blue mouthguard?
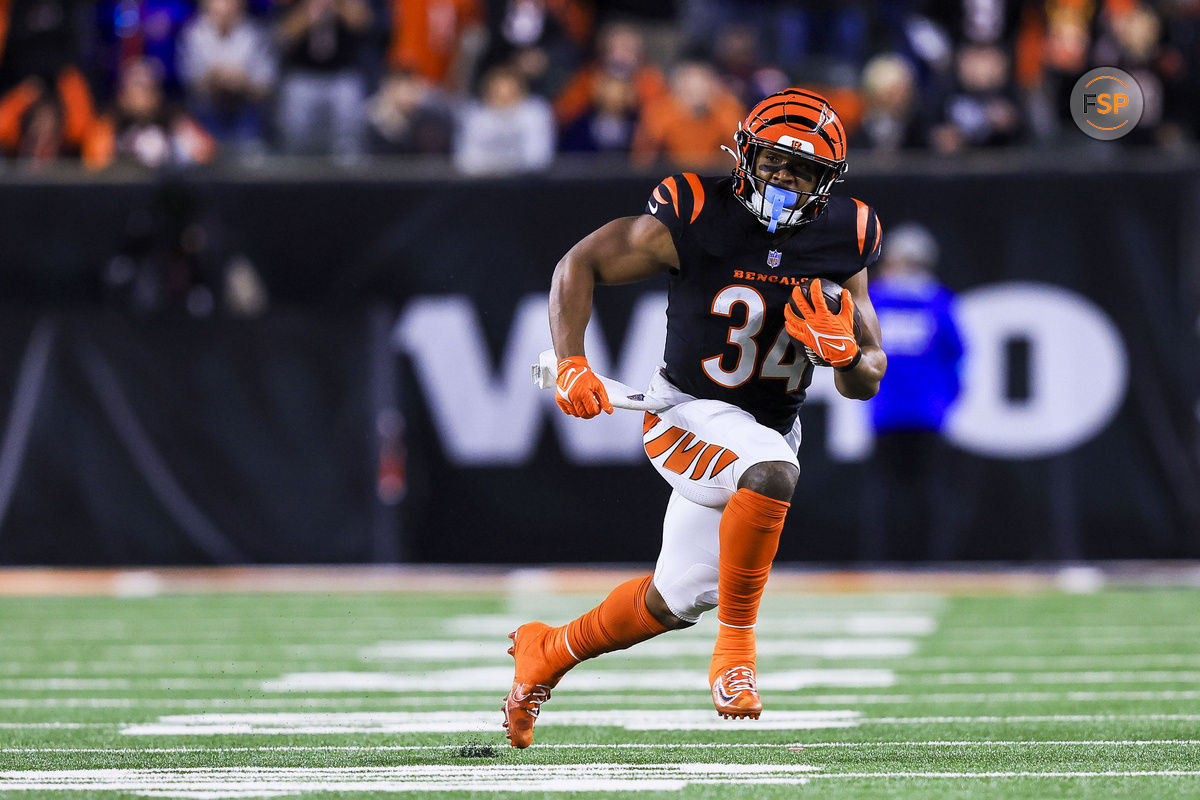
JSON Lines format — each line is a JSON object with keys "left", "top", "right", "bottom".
{"left": 764, "top": 184, "right": 799, "bottom": 233}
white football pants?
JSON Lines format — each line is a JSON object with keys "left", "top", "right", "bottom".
{"left": 641, "top": 369, "right": 801, "bottom": 622}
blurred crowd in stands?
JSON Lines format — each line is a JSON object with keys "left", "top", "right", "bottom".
{"left": 0, "top": 0, "right": 1197, "bottom": 173}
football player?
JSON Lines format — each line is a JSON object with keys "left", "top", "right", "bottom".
{"left": 504, "top": 88, "right": 887, "bottom": 748}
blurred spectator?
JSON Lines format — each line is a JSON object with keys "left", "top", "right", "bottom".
{"left": 854, "top": 52, "right": 926, "bottom": 151}
{"left": 93, "top": 0, "right": 195, "bottom": 97}
{"left": 1014, "top": 0, "right": 1099, "bottom": 141}
{"left": 177, "top": 0, "right": 276, "bottom": 155}
{"left": 1094, "top": 3, "right": 1188, "bottom": 147}
{"left": 387, "top": 0, "right": 484, "bottom": 92}
{"left": 559, "top": 71, "right": 637, "bottom": 154}
{"left": 0, "top": 0, "right": 87, "bottom": 89}
{"left": 554, "top": 22, "right": 665, "bottom": 129}
{"left": 681, "top": 1, "right": 868, "bottom": 85}
{"left": 453, "top": 63, "right": 553, "bottom": 175}
{"left": 84, "top": 58, "right": 216, "bottom": 169}
{"left": 931, "top": 43, "right": 1023, "bottom": 152}
{"left": 0, "top": 67, "right": 96, "bottom": 167}
{"left": 862, "top": 221, "right": 965, "bottom": 561}
{"left": 708, "top": 23, "right": 800, "bottom": 109}
{"left": 475, "top": 0, "right": 591, "bottom": 99}
{"left": 774, "top": 1, "right": 870, "bottom": 83}
{"left": 366, "top": 68, "right": 454, "bottom": 155}
{"left": 631, "top": 59, "right": 743, "bottom": 171}
{"left": 275, "top": 0, "right": 372, "bottom": 159}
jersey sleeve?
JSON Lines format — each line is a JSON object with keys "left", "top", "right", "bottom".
{"left": 864, "top": 207, "right": 883, "bottom": 268}
{"left": 850, "top": 198, "right": 884, "bottom": 270}
{"left": 645, "top": 173, "right": 708, "bottom": 240}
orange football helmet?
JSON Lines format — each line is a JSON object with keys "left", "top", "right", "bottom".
{"left": 727, "top": 88, "right": 848, "bottom": 231}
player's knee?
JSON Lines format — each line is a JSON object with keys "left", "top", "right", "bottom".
{"left": 646, "top": 578, "right": 702, "bottom": 629}
{"left": 738, "top": 461, "right": 799, "bottom": 502}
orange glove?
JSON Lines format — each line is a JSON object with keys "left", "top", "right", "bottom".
{"left": 783, "top": 278, "right": 861, "bottom": 370}
{"left": 555, "top": 356, "right": 614, "bottom": 418}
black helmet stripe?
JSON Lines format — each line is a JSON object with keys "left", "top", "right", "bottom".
{"left": 753, "top": 115, "right": 838, "bottom": 149}
{"left": 763, "top": 88, "right": 831, "bottom": 106}
{"left": 749, "top": 99, "right": 829, "bottom": 125}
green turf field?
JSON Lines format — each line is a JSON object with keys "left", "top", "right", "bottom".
{"left": 1, "top": 576, "right": 1199, "bottom": 798}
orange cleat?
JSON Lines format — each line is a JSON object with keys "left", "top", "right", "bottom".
{"left": 502, "top": 623, "right": 568, "bottom": 748}
{"left": 711, "top": 665, "right": 762, "bottom": 719}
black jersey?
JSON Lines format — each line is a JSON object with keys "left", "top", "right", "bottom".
{"left": 646, "top": 173, "right": 882, "bottom": 434}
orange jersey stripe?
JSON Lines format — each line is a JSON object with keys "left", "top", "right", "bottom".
{"left": 682, "top": 172, "right": 705, "bottom": 222}
{"left": 663, "top": 176, "right": 680, "bottom": 217}
{"left": 853, "top": 198, "right": 869, "bottom": 254}
{"left": 709, "top": 448, "right": 739, "bottom": 478}
{"left": 664, "top": 433, "right": 707, "bottom": 475}
{"left": 645, "top": 426, "right": 685, "bottom": 458}
{"left": 643, "top": 412, "right": 661, "bottom": 435}
{"left": 652, "top": 186, "right": 667, "bottom": 205}
{"left": 871, "top": 211, "right": 882, "bottom": 254}
{"left": 689, "top": 443, "right": 724, "bottom": 481}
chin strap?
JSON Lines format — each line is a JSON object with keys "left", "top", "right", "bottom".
{"left": 764, "top": 184, "right": 799, "bottom": 233}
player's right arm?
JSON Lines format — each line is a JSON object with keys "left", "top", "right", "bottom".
{"left": 549, "top": 214, "right": 679, "bottom": 418}
{"left": 550, "top": 213, "right": 678, "bottom": 358}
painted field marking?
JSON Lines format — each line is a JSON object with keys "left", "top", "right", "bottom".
{"left": 8, "top": 687, "right": 1200, "bottom": 711}
{"left": 867, "top": 713, "right": 1200, "bottom": 724}
{"left": 917, "top": 670, "right": 1200, "bottom": 685}
{"left": 2, "top": 669, "right": 1194, "bottom": 694}
{"left": 9, "top": 652, "right": 1200, "bottom": 677}
{"left": 801, "top": 771, "right": 1200, "bottom": 779}
{"left": 121, "top": 710, "right": 864, "bottom": 735}
{"left": 0, "top": 763, "right": 825, "bottom": 797}
{"left": 450, "top": 614, "right": 938, "bottom": 637}
{"left": 2, "top": 765, "right": 1199, "bottom": 799}
{"left": 6, "top": 740, "right": 1200, "bottom": 755}
{"left": 361, "top": 638, "right": 917, "bottom": 660}
{"left": 6, "top": 711, "right": 1199, "bottom": 732}
{"left": 0, "top": 678, "right": 261, "bottom": 691}
{"left": 259, "top": 668, "right": 895, "bottom": 694}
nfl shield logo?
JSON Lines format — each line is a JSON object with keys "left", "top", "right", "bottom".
{"left": 767, "top": 249, "right": 782, "bottom": 268}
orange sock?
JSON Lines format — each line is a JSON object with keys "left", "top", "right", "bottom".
{"left": 710, "top": 488, "right": 790, "bottom": 683}
{"left": 542, "top": 575, "right": 668, "bottom": 676}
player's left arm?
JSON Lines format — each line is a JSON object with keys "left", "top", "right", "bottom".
{"left": 834, "top": 268, "right": 887, "bottom": 400}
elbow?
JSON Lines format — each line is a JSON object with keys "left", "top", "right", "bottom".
{"left": 835, "top": 350, "right": 885, "bottom": 400}
{"left": 841, "top": 383, "right": 880, "bottom": 401}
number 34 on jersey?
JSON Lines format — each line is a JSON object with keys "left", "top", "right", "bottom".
{"left": 703, "top": 285, "right": 807, "bottom": 392}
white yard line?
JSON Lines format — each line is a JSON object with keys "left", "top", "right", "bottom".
{"left": 6, "top": 688, "right": 1200, "bottom": 710}
{"left": 0, "top": 678, "right": 261, "bottom": 690}
{"left": 0, "top": 763, "right": 825, "bottom": 797}
{"left": 259, "top": 668, "right": 896, "bottom": 693}
{"left": 6, "top": 711, "right": 1200, "bottom": 732}
{"left": 361, "top": 638, "right": 917, "bottom": 660}
{"left": 451, "top": 613, "right": 940, "bottom": 637}
{"left": 115, "top": 709, "right": 1200, "bottom": 736}
{"left": 0, "top": 765, "right": 1196, "bottom": 799}
{"left": 7, "top": 652, "right": 1200, "bottom": 676}
{"left": 119, "top": 710, "right": 864, "bottom": 735}
{"left": 917, "top": 670, "right": 1200, "bottom": 685}
{"left": 801, "top": 771, "right": 1200, "bottom": 779}
{"left": 5, "top": 740, "right": 1199, "bottom": 755}
{"left": 1, "top": 669, "right": 1196, "bottom": 693}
